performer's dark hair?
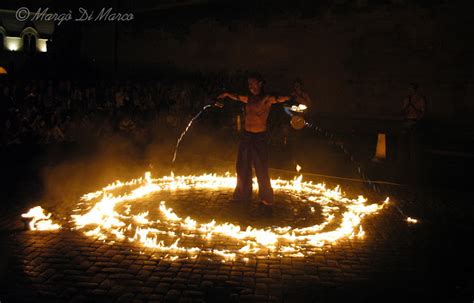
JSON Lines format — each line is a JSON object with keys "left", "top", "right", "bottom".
{"left": 247, "top": 72, "right": 265, "bottom": 85}
{"left": 409, "top": 82, "right": 419, "bottom": 91}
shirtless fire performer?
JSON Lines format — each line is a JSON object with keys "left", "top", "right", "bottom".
{"left": 217, "top": 73, "right": 295, "bottom": 206}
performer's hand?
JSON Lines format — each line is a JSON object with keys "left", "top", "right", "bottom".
{"left": 214, "top": 101, "right": 224, "bottom": 108}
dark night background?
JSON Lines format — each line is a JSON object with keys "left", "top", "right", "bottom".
{"left": 0, "top": 0, "right": 473, "bottom": 302}
{"left": 3, "top": 0, "right": 474, "bottom": 116}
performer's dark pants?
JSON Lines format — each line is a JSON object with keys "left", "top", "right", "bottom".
{"left": 233, "top": 131, "right": 274, "bottom": 203}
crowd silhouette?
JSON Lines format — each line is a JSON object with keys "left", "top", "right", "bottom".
{"left": 0, "top": 74, "right": 254, "bottom": 147}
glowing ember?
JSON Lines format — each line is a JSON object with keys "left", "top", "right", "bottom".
{"left": 22, "top": 171, "right": 390, "bottom": 261}
{"left": 406, "top": 217, "right": 419, "bottom": 224}
{"left": 21, "top": 206, "right": 61, "bottom": 231}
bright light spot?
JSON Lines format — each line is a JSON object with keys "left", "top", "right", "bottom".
{"left": 38, "top": 39, "right": 48, "bottom": 52}
{"left": 5, "top": 37, "right": 21, "bottom": 51}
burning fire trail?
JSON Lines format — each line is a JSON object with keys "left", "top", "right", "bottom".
{"left": 22, "top": 169, "right": 391, "bottom": 261}
{"left": 21, "top": 206, "right": 61, "bottom": 231}
{"left": 172, "top": 104, "right": 212, "bottom": 164}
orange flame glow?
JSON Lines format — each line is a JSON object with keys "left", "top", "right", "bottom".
{"left": 23, "top": 170, "right": 390, "bottom": 261}
{"left": 21, "top": 206, "right": 61, "bottom": 231}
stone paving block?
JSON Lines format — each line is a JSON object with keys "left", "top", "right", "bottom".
{"left": 269, "top": 268, "right": 281, "bottom": 279}
{"left": 165, "top": 289, "right": 181, "bottom": 302}
{"left": 112, "top": 254, "right": 126, "bottom": 263}
{"left": 60, "top": 287, "right": 78, "bottom": 297}
{"left": 124, "top": 279, "right": 147, "bottom": 287}
{"left": 99, "top": 278, "right": 114, "bottom": 289}
{"left": 155, "top": 282, "right": 171, "bottom": 294}
{"left": 117, "top": 292, "right": 135, "bottom": 303}
{"left": 171, "top": 282, "right": 187, "bottom": 290}
{"left": 102, "top": 267, "right": 127, "bottom": 274}
{"left": 256, "top": 277, "right": 273, "bottom": 284}
{"left": 91, "top": 289, "right": 108, "bottom": 296}
{"left": 110, "top": 273, "right": 137, "bottom": 280}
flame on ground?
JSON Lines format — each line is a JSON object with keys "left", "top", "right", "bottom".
{"left": 21, "top": 206, "right": 61, "bottom": 231}
{"left": 296, "top": 164, "right": 302, "bottom": 173}
{"left": 22, "top": 171, "right": 390, "bottom": 261}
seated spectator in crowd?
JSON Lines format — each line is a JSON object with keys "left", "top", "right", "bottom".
{"left": 0, "top": 76, "right": 251, "bottom": 147}
{"left": 43, "top": 111, "right": 65, "bottom": 144}
{"left": 119, "top": 116, "right": 136, "bottom": 134}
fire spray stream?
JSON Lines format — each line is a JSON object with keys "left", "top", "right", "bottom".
{"left": 172, "top": 103, "right": 215, "bottom": 164}
{"left": 283, "top": 105, "right": 417, "bottom": 223}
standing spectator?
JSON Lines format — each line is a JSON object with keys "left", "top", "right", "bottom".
{"left": 282, "top": 78, "right": 313, "bottom": 167}
{"left": 71, "top": 82, "right": 83, "bottom": 112}
{"left": 400, "top": 82, "right": 427, "bottom": 182}
{"left": 402, "top": 83, "right": 426, "bottom": 121}
{"left": 44, "top": 80, "right": 55, "bottom": 110}
{"left": 114, "top": 87, "right": 126, "bottom": 109}
{"left": 292, "top": 78, "right": 312, "bottom": 109}
{"left": 44, "top": 111, "right": 65, "bottom": 143}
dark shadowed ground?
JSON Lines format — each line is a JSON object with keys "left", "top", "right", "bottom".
{"left": 0, "top": 118, "right": 473, "bottom": 303}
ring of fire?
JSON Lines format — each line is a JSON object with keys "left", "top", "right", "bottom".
{"left": 23, "top": 171, "right": 389, "bottom": 262}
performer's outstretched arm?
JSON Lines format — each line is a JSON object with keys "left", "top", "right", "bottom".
{"left": 217, "top": 92, "right": 248, "bottom": 103}
{"left": 269, "top": 95, "right": 295, "bottom": 104}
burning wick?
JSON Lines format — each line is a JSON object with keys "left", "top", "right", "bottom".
{"left": 21, "top": 206, "right": 61, "bottom": 231}
{"left": 283, "top": 104, "right": 307, "bottom": 116}
{"left": 290, "top": 104, "right": 307, "bottom": 113}
{"left": 406, "top": 217, "right": 419, "bottom": 224}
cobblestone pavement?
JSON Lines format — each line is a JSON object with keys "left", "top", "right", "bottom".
{"left": 1, "top": 169, "right": 473, "bottom": 303}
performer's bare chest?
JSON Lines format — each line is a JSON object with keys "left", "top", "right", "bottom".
{"left": 246, "top": 98, "right": 270, "bottom": 117}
